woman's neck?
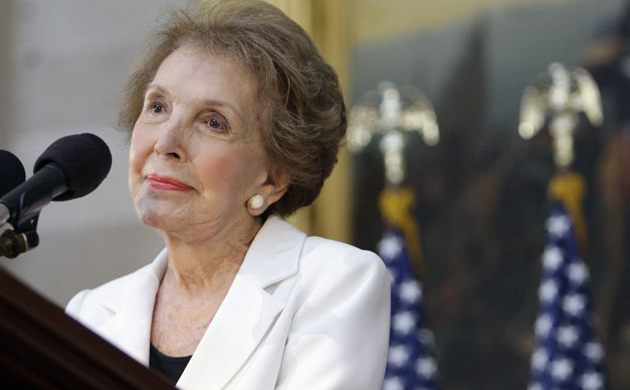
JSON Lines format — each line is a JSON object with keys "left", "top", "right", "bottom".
{"left": 160, "top": 216, "right": 262, "bottom": 295}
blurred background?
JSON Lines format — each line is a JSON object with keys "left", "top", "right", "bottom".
{"left": 1, "top": 0, "right": 629, "bottom": 389}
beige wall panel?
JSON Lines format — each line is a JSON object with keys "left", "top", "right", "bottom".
{"left": 351, "top": 0, "right": 571, "bottom": 45}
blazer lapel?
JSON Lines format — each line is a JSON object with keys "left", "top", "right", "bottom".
{"left": 177, "top": 274, "right": 284, "bottom": 390}
{"left": 177, "top": 216, "right": 306, "bottom": 390}
{"left": 95, "top": 249, "right": 168, "bottom": 365}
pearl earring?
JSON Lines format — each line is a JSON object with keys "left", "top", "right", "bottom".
{"left": 247, "top": 194, "right": 265, "bottom": 210}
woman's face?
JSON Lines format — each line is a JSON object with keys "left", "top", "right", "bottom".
{"left": 129, "top": 45, "right": 272, "bottom": 240}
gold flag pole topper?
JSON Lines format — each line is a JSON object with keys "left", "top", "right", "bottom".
{"left": 518, "top": 62, "right": 604, "bottom": 253}
{"left": 348, "top": 82, "right": 439, "bottom": 269}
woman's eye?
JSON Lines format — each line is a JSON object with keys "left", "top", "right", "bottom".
{"left": 205, "top": 115, "right": 230, "bottom": 133}
{"left": 144, "top": 99, "right": 167, "bottom": 116}
{"left": 152, "top": 104, "right": 163, "bottom": 114}
{"left": 150, "top": 103, "right": 164, "bottom": 114}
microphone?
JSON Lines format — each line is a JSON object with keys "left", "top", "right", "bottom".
{"left": 0, "top": 150, "right": 26, "bottom": 197}
{"left": 0, "top": 133, "right": 112, "bottom": 229}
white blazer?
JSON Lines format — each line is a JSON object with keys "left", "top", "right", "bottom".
{"left": 66, "top": 216, "right": 391, "bottom": 390}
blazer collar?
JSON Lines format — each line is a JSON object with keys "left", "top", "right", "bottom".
{"left": 96, "top": 216, "right": 306, "bottom": 389}
{"left": 178, "top": 215, "right": 306, "bottom": 389}
{"left": 238, "top": 215, "right": 305, "bottom": 288}
{"left": 95, "top": 249, "right": 168, "bottom": 364}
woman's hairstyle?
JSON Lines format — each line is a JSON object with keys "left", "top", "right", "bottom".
{"left": 118, "top": 0, "right": 346, "bottom": 217}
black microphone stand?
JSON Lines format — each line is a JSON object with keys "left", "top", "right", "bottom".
{"left": 0, "top": 215, "right": 40, "bottom": 259}
{"left": 0, "top": 230, "right": 39, "bottom": 258}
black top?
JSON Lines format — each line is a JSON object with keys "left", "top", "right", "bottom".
{"left": 149, "top": 344, "right": 192, "bottom": 385}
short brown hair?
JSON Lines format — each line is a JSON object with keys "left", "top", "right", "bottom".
{"left": 118, "top": 0, "right": 346, "bottom": 217}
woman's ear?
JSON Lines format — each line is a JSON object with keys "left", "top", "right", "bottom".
{"left": 247, "top": 166, "right": 289, "bottom": 217}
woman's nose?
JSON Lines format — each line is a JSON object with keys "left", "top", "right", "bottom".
{"left": 154, "top": 119, "right": 187, "bottom": 162}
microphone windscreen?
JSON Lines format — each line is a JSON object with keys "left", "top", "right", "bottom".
{"left": 0, "top": 150, "right": 26, "bottom": 197}
{"left": 33, "top": 133, "right": 113, "bottom": 201}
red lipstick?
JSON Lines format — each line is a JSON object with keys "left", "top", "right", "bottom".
{"left": 146, "top": 174, "right": 193, "bottom": 191}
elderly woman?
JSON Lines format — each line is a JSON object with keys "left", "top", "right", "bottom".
{"left": 66, "top": 1, "right": 390, "bottom": 389}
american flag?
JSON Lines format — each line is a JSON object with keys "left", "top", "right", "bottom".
{"left": 529, "top": 201, "right": 606, "bottom": 390}
{"left": 378, "top": 226, "right": 438, "bottom": 390}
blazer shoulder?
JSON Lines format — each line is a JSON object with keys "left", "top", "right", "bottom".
{"left": 303, "top": 235, "right": 383, "bottom": 264}
{"left": 301, "top": 236, "right": 388, "bottom": 282}
{"left": 275, "top": 236, "right": 391, "bottom": 389}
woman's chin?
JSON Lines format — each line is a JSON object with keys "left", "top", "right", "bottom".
{"left": 136, "top": 209, "right": 164, "bottom": 229}
{"left": 135, "top": 204, "right": 183, "bottom": 231}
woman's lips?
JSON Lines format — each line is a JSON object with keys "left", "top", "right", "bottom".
{"left": 146, "top": 174, "right": 193, "bottom": 191}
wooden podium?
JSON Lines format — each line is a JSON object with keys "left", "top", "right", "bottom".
{"left": 0, "top": 266, "right": 175, "bottom": 389}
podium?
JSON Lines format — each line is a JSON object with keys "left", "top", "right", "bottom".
{"left": 0, "top": 266, "right": 175, "bottom": 389}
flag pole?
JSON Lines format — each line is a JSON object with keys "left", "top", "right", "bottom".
{"left": 519, "top": 63, "right": 607, "bottom": 390}
{"left": 348, "top": 82, "right": 441, "bottom": 390}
